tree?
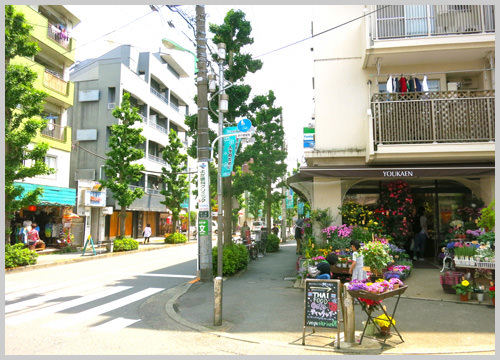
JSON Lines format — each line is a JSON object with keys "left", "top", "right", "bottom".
{"left": 240, "top": 91, "right": 287, "bottom": 232}
{"left": 99, "top": 92, "right": 146, "bottom": 239}
{"left": 160, "top": 129, "right": 189, "bottom": 234}
{"left": 4, "top": 5, "right": 53, "bottom": 242}
{"left": 209, "top": 9, "right": 263, "bottom": 245}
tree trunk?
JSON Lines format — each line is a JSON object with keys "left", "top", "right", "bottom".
{"left": 265, "top": 184, "right": 272, "bottom": 233}
{"left": 172, "top": 214, "right": 178, "bottom": 233}
{"left": 119, "top": 207, "right": 126, "bottom": 238}
{"left": 223, "top": 177, "right": 232, "bottom": 246}
{"left": 5, "top": 216, "right": 12, "bottom": 245}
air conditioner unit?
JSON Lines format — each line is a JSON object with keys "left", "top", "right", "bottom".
{"left": 108, "top": 103, "right": 115, "bottom": 110}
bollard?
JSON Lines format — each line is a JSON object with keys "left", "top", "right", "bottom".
{"left": 214, "top": 276, "right": 223, "bottom": 326}
{"left": 344, "top": 291, "right": 355, "bottom": 343}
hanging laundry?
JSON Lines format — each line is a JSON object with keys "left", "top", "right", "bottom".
{"left": 408, "top": 77, "right": 415, "bottom": 92}
{"left": 393, "top": 77, "right": 397, "bottom": 92}
{"left": 386, "top": 76, "right": 393, "bottom": 93}
{"left": 399, "top": 76, "right": 408, "bottom": 92}
{"left": 422, "top": 75, "right": 429, "bottom": 92}
{"left": 415, "top": 77, "right": 422, "bottom": 91}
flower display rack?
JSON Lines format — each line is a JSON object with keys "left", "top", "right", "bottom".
{"left": 454, "top": 259, "right": 495, "bottom": 269}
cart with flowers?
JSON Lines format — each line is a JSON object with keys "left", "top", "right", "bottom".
{"left": 345, "top": 279, "right": 407, "bottom": 345}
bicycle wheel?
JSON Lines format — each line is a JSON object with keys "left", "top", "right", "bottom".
{"left": 251, "top": 245, "right": 258, "bottom": 260}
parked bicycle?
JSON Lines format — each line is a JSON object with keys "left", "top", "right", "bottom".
{"left": 234, "top": 231, "right": 258, "bottom": 261}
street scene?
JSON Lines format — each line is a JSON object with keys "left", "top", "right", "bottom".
{"left": 4, "top": 3, "right": 496, "bottom": 356}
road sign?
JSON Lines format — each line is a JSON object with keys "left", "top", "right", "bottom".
{"left": 237, "top": 118, "right": 252, "bottom": 132}
{"left": 236, "top": 132, "right": 252, "bottom": 139}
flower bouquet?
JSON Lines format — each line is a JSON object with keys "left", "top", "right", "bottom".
{"left": 373, "top": 314, "right": 395, "bottom": 336}
{"left": 360, "top": 238, "right": 393, "bottom": 277}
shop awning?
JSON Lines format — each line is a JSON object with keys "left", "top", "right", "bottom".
{"left": 14, "top": 182, "right": 76, "bottom": 206}
{"left": 290, "top": 163, "right": 495, "bottom": 182}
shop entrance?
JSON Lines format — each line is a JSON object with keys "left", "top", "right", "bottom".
{"left": 344, "top": 179, "right": 476, "bottom": 259}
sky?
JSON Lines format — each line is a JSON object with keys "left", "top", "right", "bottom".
{"left": 65, "top": 4, "right": 315, "bottom": 172}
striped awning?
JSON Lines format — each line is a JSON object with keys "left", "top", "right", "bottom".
{"left": 14, "top": 182, "right": 76, "bottom": 206}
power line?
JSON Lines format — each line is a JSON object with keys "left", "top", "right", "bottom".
{"left": 254, "top": 5, "right": 390, "bottom": 59}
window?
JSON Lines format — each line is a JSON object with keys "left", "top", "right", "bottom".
{"left": 108, "top": 87, "right": 116, "bottom": 104}
{"left": 44, "top": 155, "right": 57, "bottom": 179}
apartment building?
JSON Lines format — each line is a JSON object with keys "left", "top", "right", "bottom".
{"left": 11, "top": 5, "right": 80, "bottom": 245}
{"left": 290, "top": 5, "right": 495, "bottom": 254}
{"left": 69, "top": 45, "right": 194, "bottom": 243}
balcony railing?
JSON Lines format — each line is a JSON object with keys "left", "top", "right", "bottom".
{"left": 150, "top": 87, "right": 169, "bottom": 105}
{"left": 47, "top": 22, "right": 71, "bottom": 49}
{"left": 371, "top": 90, "right": 495, "bottom": 147}
{"left": 43, "top": 69, "right": 68, "bottom": 95}
{"left": 148, "top": 153, "right": 167, "bottom": 165}
{"left": 148, "top": 121, "right": 169, "bottom": 134}
{"left": 41, "top": 123, "right": 65, "bottom": 141}
{"left": 372, "top": 5, "right": 495, "bottom": 40}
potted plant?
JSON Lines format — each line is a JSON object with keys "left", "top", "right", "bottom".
{"left": 453, "top": 279, "right": 473, "bottom": 301}
{"left": 373, "top": 314, "right": 395, "bottom": 336}
{"left": 474, "top": 285, "right": 485, "bottom": 302}
{"left": 488, "top": 285, "right": 495, "bottom": 306}
{"left": 360, "top": 238, "right": 392, "bottom": 279}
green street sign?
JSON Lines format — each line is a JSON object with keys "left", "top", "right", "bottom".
{"left": 198, "top": 219, "right": 209, "bottom": 236}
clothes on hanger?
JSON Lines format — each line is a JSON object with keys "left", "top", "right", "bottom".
{"left": 399, "top": 76, "right": 408, "bottom": 92}
{"left": 422, "top": 75, "right": 429, "bottom": 92}
{"left": 386, "top": 75, "right": 393, "bottom": 93}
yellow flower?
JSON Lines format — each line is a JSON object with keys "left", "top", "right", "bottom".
{"left": 461, "top": 280, "right": 470, "bottom": 287}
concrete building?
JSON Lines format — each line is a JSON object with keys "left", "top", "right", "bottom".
{"left": 290, "top": 4, "right": 495, "bottom": 254}
{"left": 69, "top": 45, "right": 194, "bottom": 244}
{"left": 11, "top": 5, "right": 80, "bottom": 245}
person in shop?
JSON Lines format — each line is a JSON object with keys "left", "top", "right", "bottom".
{"left": 27, "top": 222, "right": 44, "bottom": 250}
{"left": 413, "top": 206, "right": 428, "bottom": 261}
{"left": 349, "top": 239, "right": 367, "bottom": 280}
{"left": 143, "top": 224, "right": 152, "bottom": 244}
{"left": 313, "top": 252, "right": 339, "bottom": 279}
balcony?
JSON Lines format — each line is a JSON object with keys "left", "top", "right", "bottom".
{"left": 43, "top": 69, "right": 68, "bottom": 95}
{"left": 47, "top": 22, "right": 71, "bottom": 50}
{"left": 41, "top": 123, "right": 66, "bottom": 141}
{"left": 371, "top": 90, "right": 495, "bottom": 148}
{"left": 150, "top": 87, "right": 169, "bottom": 105}
{"left": 372, "top": 5, "right": 495, "bottom": 40}
{"left": 148, "top": 153, "right": 167, "bottom": 166}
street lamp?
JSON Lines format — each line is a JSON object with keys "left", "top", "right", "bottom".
{"left": 162, "top": 38, "right": 198, "bottom": 74}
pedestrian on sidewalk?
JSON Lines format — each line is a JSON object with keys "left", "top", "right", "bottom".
{"left": 143, "top": 224, "right": 152, "bottom": 244}
{"left": 294, "top": 217, "right": 304, "bottom": 255}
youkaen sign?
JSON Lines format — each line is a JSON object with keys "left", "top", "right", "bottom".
{"left": 382, "top": 170, "right": 414, "bottom": 177}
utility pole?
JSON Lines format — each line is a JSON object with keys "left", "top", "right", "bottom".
{"left": 195, "top": 5, "right": 212, "bottom": 282}
{"left": 281, "top": 114, "right": 287, "bottom": 243}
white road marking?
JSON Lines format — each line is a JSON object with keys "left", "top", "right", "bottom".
{"left": 6, "top": 286, "right": 131, "bottom": 325}
{"left": 5, "top": 283, "right": 101, "bottom": 314}
{"left": 44, "top": 287, "right": 163, "bottom": 329}
{"left": 135, "top": 273, "right": 197, "bottom": 279}
{"left": 91, "top": 317, "right": 141, "bottom": 332}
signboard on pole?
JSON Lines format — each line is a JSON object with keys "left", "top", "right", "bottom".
{"left": 221, "top": 127, "right": 241, "bottom": 178}
{"left": 198, "top": 161, "right": 210, "bottom": 217}
{"left": 303, "top": 127, "right": 315, "bottom": 148}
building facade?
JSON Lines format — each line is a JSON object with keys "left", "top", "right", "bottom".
{"left": 69, "top": 45, "right": 194, "bottom": 244}
{"left": 11, "top": 5, "right": 80, "bottom": 245}
{"left": 291, "top": 5, "right": 495, "bottom": 256}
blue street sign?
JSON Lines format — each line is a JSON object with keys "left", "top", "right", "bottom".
{"left": 237, "top": 118, "right": 252, "bottom": 132}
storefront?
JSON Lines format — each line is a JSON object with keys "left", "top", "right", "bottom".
{"left": 288, "top": 163, "right": 495, "bottom": 257}
{"left": 12, "top": 182, "right": 77, "bottom": 246}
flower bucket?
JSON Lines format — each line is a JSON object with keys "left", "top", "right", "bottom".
{"left": 477, "top": 293, "right": 484, "bottom": 302}
{"left": 379, "top": 326, "right": 390, "bottom": 336}
{"left": 362, "top": 321, "right": 377, "bottom": 336}
{"left": 460, "top": 294, "right": 469, "bottom": 301}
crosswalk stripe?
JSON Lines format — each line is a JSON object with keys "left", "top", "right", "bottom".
{"left": 44, "top": 287, "right": 163, "bottom": 329}
{"left": 6, "top": 286, "right": 131, "bottom": 326}
{"left": 136, "top": 274, "right": 197, "bottom": 278}
{"left": 91, "top": 317, "right": 141, "bottom": 332}
{"left": 5, "top": 283, "right": 101, "bottom": 314}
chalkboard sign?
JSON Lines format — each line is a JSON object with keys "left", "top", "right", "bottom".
{"left": 304, "top": 279, "right": 340, "bottom": 328}
{"left": 302, "top": 279, "right": 341, "bottom": 347}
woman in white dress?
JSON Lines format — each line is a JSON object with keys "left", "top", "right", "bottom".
{"left": 349, "top": 239, "right": 367, "bottom": 281}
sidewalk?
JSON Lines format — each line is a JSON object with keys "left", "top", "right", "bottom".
{"left": 7, "top": 237, "right": 496, "bottom": 354}
{"left": 170, "top": 242, "right": 495, "bottom": 355}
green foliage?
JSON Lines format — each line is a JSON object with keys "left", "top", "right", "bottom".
{"left": 57, "top": 245, "right": 78, "bottom": 254}
{"left": 100, "top": 92, "right": 146, "bottom": 237}
{"left": 160, "top": 129, "right": 189, "bottom": 233}
{"left": 350, "top": 225, "right": 373, "bottom": 244}
{"left": 5, "top": 243, "right": 38, "bottom": 268}
{"left": 453, "top": 279, "right": 473, "bottom": 295}
{"left": 477, "top": 200, "right": 495, "bottom": 230}
{"left": 212, "top": 244, "right": 249, "bottom": 276}
{"left": 5, "top": 5, "right": 53, "bottom": 229}
{"left": 477, "top": 231, "right": 495, "bottom": 247}
{"left": 266, "top": 233, "right": 280, "bottom": 252}
{"left": 164, "top": 233, "right": 187, "bottom": 244}
{"left": 113, "top": 237, "right": 139, "bottom": 252}
{"left": 311, "top": 208, "right": 333, "bottom": 230}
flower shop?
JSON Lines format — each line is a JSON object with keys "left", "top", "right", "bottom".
{"left": 295, "top": 180, "right": 494, "bottom": 339}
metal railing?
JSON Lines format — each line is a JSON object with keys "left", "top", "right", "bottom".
{"left": 148, "top": 120, "right": 168, "bottom": 134}
{"left": 148, "top": 153, "right": 167, "bottom": 165}
{"left": 41, "top": 123, "right": 65, "bottom": 141}
{"left": 150, "top": 87, "right": 169, "bottom": 105}
{"left": 43, "top": 69, "right": 68, "bottom": 95}
{"left": 373, "top": 5, "right": 495, "bottom": 40}
{"left": 371, "top": 90, "right": 495, "bottom": 147}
